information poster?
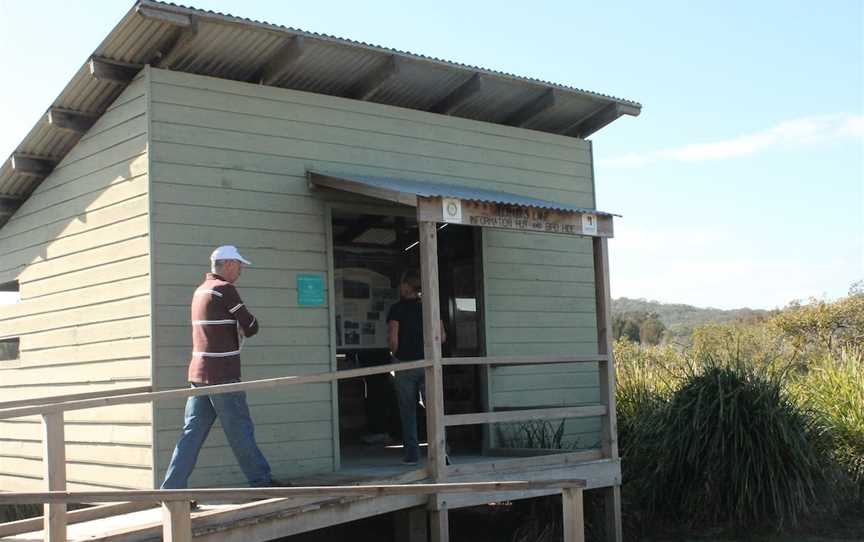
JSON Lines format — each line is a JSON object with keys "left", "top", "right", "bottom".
{"left": 296, "top": 274, "right": 325, "bottom": 306}
{"left": 334, "top": 268, "right": 398, "bottom": 349}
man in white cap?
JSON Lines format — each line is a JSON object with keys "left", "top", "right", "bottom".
{"left": 161, "top": 245, "right": 279, "bottom": 489}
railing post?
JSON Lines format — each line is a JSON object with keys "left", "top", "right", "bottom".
{"left": 430, "top": 505, "right": 450, "bottom": 542}
{"left": 162, "top": 501, "right": 192, "bottom": 542}
{"left": 562, "top": 487, "right": 586, "bottom": 542}
{"left": 42, "top": 411, "right": 67, "bottom": 542}
{"left": 419, "top": 219, "right": 449, "bottom": 542}
{"left": 593, "top": 236, "right": 623, "bottom": 542}
{"left": 419, "top": 220, "right": 446, "bottom": 480}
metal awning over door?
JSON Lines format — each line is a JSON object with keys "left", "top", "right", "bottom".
{"left": 309, "top": 171, "right": 618, "bottom": 238}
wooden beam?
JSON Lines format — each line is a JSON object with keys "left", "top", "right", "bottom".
{"left": 429, "top": 73, "right": 483, "bottom": 115}
{"left": 162, "top": 501, "right": 192, "bottom": 542}
{"left": 0, "top": 385, "right": 151, "bottom": 409}
{"left": 254, "top": 36, "right": 306, "bottom": 85}
{"left": 564, "top": 102, "right": 640, "bottom": 139}
{"left": 89, "top": 57, "right": 141, "bottom": 83}
{"left": 46, "top": 107, "right": 98, "bottom": 134}
{"left": 444, "top": 405, "right": 607, "bottom": 427}
{"left": 446, "top": 451, "right": 608, "bottom": 478}
{"left": 11, "top": 154, "right": 54, "bottom": 176}
{"left": 503, "top": 88, "right": 556, "bottom": 127}
{"left": 562, "top": 487, "right": 586, "bottom": 542}
{"left": 42, "top": 412, "right": 66, "bottom": 542}
{"left": 136, "top": 4, "right": 193, "bottom": 27}
{"left": 430, "top": 507, "right": 450, "bottom": 542}
{"left": 418, "top": 220, "right": 447, "bottom": 481}
{"left": 309, "top": 172, "right": 418, "bottom": 207}
{"left": 0, "top": 359, "right": 432, "bottom": 419}
{"left": 593, "top": 236, "right": 623, "bottom": 542}
{"left": 0, "top": 479, "right": 587, "bottom": 504}
{"left": 345, "top": 55, "right": 400, "bottom": 100}
{"left": 593, "top": 237, "right": 618, "bottom": 460}
{"left": 0, "top": 502, "right": 155, "bottom": 538}
{"left": 0, "top": 196, "right": 23, "bottom": 215}
{"left": 394, "top": 506, "right": 427, "bottom": 542}
{"left": 152, "top": 18, "right": 199, "bottom": 68}
{"left": 440, "top": 354, "right": 608, "bottom": 367}
{"left": 417, "top": 196, "right": 614, "bottom": 238}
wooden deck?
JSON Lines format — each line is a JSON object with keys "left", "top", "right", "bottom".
{"left": 1, "top": 447, "right": 614, "bottom": 541}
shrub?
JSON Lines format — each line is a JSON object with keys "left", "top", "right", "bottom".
{"left": 641, "top": 357, "right": 833, "bottom": 529}
{"left": 791, "top": 350, "right": 864, "bottom": 495}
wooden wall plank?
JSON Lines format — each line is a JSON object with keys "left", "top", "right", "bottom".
{"left": 147, "top": 68, "right": 603, "bottom": 487}
{"left": 0, "top": 74, "right": 152, "bottom": 492}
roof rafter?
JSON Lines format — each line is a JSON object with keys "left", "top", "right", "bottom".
{"left": 46, "top": 108, "right": 98, "bottom": 134}
{"left": 503, "top": 88, "right": 556, "bottom": 127}
{"left": 0, "top": 196, "right": 24, "bottom": 216}
{"left": 89, "top": 57, "right": 141, "bottom": 83}
{"left": 345, "top": 55, "right": 400, "bottom": 101}
{"left": 254, "top": 36, "right": 307, "bottom": 85}
{"left": 429, "top": 73, "right": 483, "bottom": 115}
{"left": 10, "top": 154, "right": 55, "bottom": 177}
{"left": 153, "top": 20, "right": 199, "bottom": 68}
{"left": 137, "top": 4, "right": 193, "bottom": 27}
{"left": 564, "top": 103, "right": 641, "bottom": 139}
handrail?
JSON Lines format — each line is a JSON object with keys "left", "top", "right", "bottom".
{"left": 0, "top": 386, "right": 152, "bottom": 409}
{"left": 0, "top": 479, "right": 586, "bottom": 505}
{"left": 0, "top": 360, "right": 432, "bottom": 420}
{"left": 0, "top": 354, "right": 606, "bottom": 419}
{"left": 440, "top": 354, "right": 607, "bottom": 367}
{"left": 1, "top": 352, "right": 606, "bottom": 542}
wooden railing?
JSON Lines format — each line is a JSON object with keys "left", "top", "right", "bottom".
{"left": 0, "top": 354, "right": 610, "bottom": 541}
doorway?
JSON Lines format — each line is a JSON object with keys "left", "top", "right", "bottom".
{"left": 330, "top": 211, "right": 485, "bottom": 467}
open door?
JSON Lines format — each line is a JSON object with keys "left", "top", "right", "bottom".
{"left": 330, "top": 212, "right": 485, "bottom": 467}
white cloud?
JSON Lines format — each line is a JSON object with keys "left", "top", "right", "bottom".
{"left": 601, "top": 113, "right": 864, "bottom": 168}
{"left": 610, "top": 246, "right": 861, "bottom": 310}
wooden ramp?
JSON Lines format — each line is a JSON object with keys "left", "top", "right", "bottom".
{"left": 1, "top": 467, "right": 426, "bottom": 542}
{"left": 0, "top": 454, "right": 605, "bottom": 542}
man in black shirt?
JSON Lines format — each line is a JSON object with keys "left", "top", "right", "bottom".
{"left": 386, "top": 271, "right": 444, "bottom": 464}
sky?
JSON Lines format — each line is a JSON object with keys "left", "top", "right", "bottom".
{"left": 0, "top": 0, "right": 861, "bottom": 310}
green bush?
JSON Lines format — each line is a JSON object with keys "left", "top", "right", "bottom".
{"left": 791, "top": 350, "right": 864, "bottom": 495}
{"left": 640, "top": 358, "right": 833, "bottom": 529}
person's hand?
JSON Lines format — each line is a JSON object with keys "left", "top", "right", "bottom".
{"left": 238, "top": 325, "right": 246, "bottom": 338}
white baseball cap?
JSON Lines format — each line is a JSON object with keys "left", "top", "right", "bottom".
{"left": 210, "top": 245, "right": 252, "bottom": 265}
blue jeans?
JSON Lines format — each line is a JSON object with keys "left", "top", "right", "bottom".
{"left": 160, "top": 383, "right": 272, "bottom": 489}
{"left": 394, "top": 368, "right": 425, "bottom": 462}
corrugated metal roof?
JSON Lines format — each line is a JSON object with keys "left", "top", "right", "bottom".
{"left": 0, "top": 0, "right": 640, "bottom": 228}
{"left": 310, "top": 172, "right": 621, "bottom": 217}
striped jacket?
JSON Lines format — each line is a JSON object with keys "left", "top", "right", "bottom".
{"left": 187, "top": 273, "right": 259, "bottom": 384}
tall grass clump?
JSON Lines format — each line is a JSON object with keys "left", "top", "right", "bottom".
{"left": 792, "top": 349, "right": 864, "bottom": 496}
{"left": 642, "top": 357, "right": 832, "bottom": 529}
{"left": 614, "top": 339, "right": 681, "bottom": 489}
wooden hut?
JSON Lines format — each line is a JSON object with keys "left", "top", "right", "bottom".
{"left": 0, "top": 2, "right": 640, "bottom": 540}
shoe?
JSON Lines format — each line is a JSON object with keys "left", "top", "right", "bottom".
{"left": 268, "top": 478, "right": 293, "bottom": 487}
{"left": 401, "top": 457, "right": 419, "bottom": 465}
{"left": 190, "top": 500, "right": 200, "bottom": 511}
{"left": 445, "top": 455, "right": 451, "bottom": 466}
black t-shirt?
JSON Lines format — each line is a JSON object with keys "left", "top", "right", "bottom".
{"left": 387, "top": 298, "right": 424, "bottom": 361}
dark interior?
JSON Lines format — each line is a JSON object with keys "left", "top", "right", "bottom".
{"left": 332, "top": 212, "right": 485, "bottom": 456}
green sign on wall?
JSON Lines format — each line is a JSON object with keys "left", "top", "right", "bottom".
{"left": 297, "top": 274, "right": 325, "bottom": 306}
